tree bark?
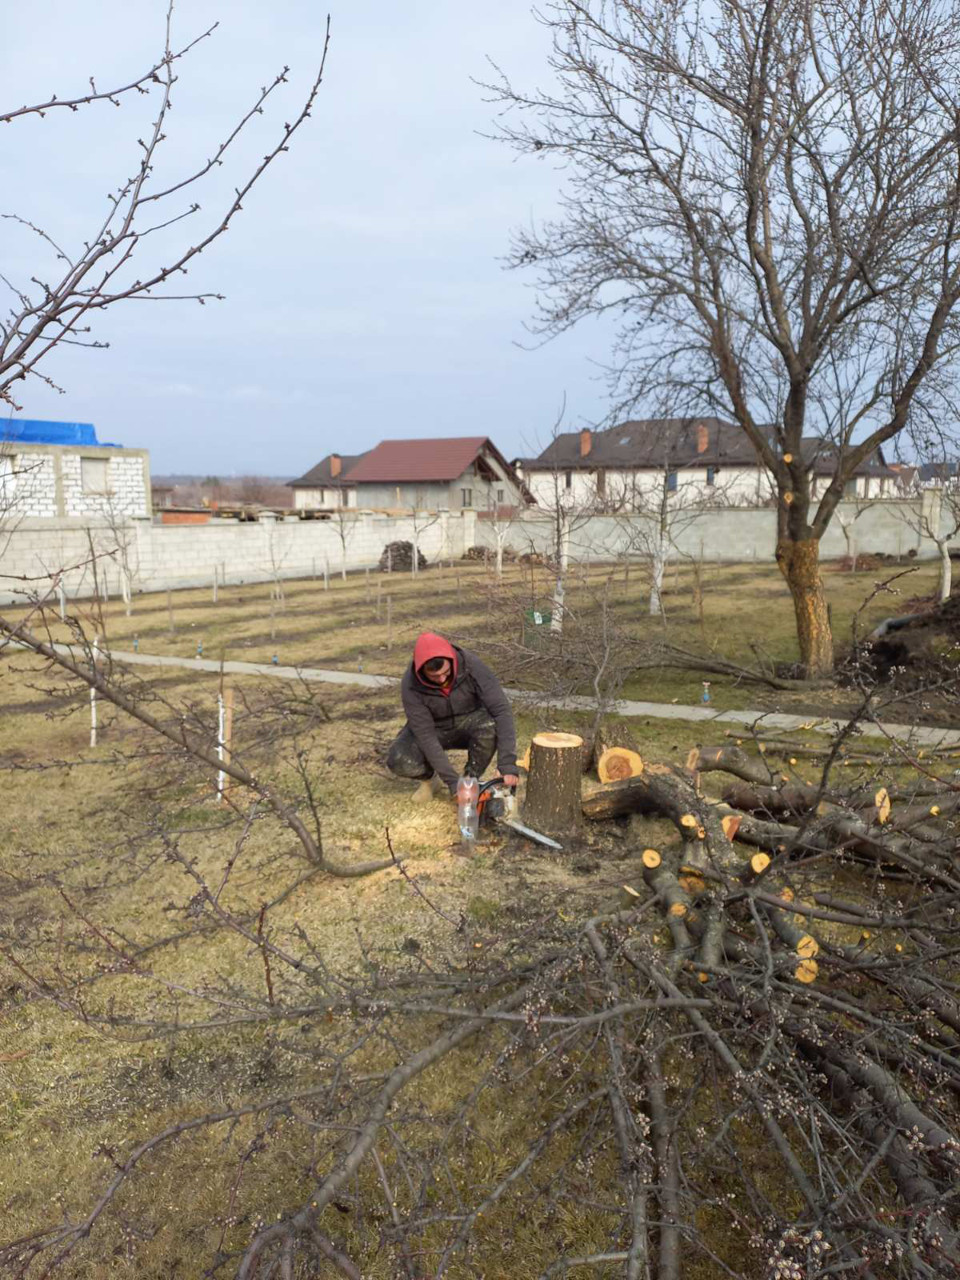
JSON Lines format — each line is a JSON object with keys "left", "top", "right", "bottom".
{"left": 649, "top": 534, "right": 666, "bottom": 617}
{"left": 523, "top": 732, "right": 584, "bottom": 836}
{"left": 938, "top": 539, "right": 952, "bottom": 603}
{"left": 775, "top": 537, "right": 833, "bottom": 675}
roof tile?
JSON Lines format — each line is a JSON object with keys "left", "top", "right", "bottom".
{"left": 344, "top": 438, "right": 490, "bottom": 483}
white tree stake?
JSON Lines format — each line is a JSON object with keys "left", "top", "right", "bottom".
{"left": 90, "top": 634, "right": 100, "bottom": 748}
{"left": 217, "top": 692, "right": 225, "bottom": 799}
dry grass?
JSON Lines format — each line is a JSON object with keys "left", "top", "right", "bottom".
{"left": 3, "top": 555, "right": 942, "bottom": 711}
{"left": 0, "top": 561, "right": 943, "bottom": 1276}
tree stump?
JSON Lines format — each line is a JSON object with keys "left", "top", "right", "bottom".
{"left": 523, "top": 732, "right": 584, "bottom": 837}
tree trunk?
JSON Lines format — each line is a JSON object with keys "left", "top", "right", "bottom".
{"left": 649, "top": 540, "right": 665, "bottom": 617}
{"left": 495, "top": 538, "right": 504, "bottom": 580}
{"left": 523, "top": 732, "right": 583, "bottom": 836}
{"left": 938, "top": 539, "right": 952, "bottom": 603}
{"left": 775, "top": 537, "right": 833, "bottom": 675}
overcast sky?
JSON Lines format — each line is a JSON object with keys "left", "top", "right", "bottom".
{"left": 2, "top": 2, "right": 615, "bottom": 475}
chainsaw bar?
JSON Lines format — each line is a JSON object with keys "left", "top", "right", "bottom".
{"left": 500, "top": 817, "right": 563, "bottom": 850}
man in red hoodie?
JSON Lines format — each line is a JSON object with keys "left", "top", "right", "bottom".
{"left": 386, "top": 632, "right": 519, "bottom": 799}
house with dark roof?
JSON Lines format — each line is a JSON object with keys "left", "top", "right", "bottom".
{"left": 286, "top": 453, "right": 366, "bottom": 509}
{"left": 514, "top": 419, "right": 897, "bottom": 510}
{"left": 917, "top": 460, "right": 960, "bottom": 489}
{"left": 287, "top": 438, "right": 526, "bottom": 512}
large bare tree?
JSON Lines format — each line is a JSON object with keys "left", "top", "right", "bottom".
{"left": 488, "top": 0, "right": 960, "bottom": 673}
{"left": 1, "top": 3, "right": 328, "bottom": 412}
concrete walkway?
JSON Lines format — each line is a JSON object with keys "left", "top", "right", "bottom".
{"left": 42, "top": 645, "right": 953, "bottom": 750}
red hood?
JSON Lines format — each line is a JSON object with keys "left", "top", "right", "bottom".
{"left": 413, "top": 632, "right": 457, "bottom": 694}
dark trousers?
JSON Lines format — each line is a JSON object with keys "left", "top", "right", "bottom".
{"left": 386, "top": 708, "right": 498, "bottom": 783}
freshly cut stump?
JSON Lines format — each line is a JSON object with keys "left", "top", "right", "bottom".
{"left": 597, "top": 747, "right": 644, "bottom": 784}
{"left": 523, "top": 732, "right": 584, "bottom": 837}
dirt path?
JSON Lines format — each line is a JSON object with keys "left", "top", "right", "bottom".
{"left": 32, "top": 642, "right": 957, "bottom": 750}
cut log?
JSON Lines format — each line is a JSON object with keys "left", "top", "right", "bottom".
{"left": 597, "top": 747, "right": 644, "bottom": 784}
{"left": 641, "top": 848, "right": 662, "bottom": 869}
{"left": 586, "top": 718, "right": 642, "bottom": 772}
{"left": 688, "top": 744, "right": 773, "bottom": 786}
{"left": 764, "top": 903, "right": 821, "bottom": 959}
{"left": 619, "top": 883, "right": 644, "bottom": 910}
{"left": 721, "top": 779, "right": 820, "bottom": 818}
{"left": 522, "top": 732, "right": 584, "bottom": 837}
{"left": 643, "top": 862, "right": 691, "bottom": 918}
{"left": 678, "top": 871, "right": 707, "bottom": 896}
{"left": 582, "top": 770, "right": 738, "bottom": 871}
{"left": 739, "top": 852, "right": 771, "bottom": 884}
{"left": 696, "top": 902, "right": 725, "bottom": 981}
{"left": 721, "top": 814, "right": 742, "bottom": 841}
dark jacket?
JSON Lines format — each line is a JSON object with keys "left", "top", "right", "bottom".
{"left": 400, "top": 633, "right": 518, "bottom": 790}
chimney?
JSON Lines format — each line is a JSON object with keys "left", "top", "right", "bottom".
{"left": 330, "top": 453, "right": 342, "bottom": 479}
{"left": 696, "top": 424, "right": 709, "bottom": 455}
{"left": 580, "top": 428, "right": 592, "bottom": 458}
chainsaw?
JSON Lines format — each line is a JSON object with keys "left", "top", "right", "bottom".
{"left": 476, "top": 778, "right": 564, "bottom": 850}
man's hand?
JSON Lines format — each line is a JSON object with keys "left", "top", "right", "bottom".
{"left": 502, "top": 774, "right": 519, "bottom": 788}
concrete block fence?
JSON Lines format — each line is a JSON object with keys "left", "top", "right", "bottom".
{"left": 0, "top": 509, "right": 478, "bottom": 604}
{"left": 0, "top": 495, "right": 950, "bottom": 606}
{"left": 474, "top": 496, "right": 946, "bottom": 565}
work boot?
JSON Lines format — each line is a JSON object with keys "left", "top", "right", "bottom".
{"left": 412, "top": 776, "right": 444, "bottom": 804}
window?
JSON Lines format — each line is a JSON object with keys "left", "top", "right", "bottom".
{"left": 461, "top": 488, "right": 473, "bottom": 508}
{"left": 666, "top": 471, "right": 678, "bottom": 492}
{"left": 706, "top": 466, "right": 716, "bottom": 486}
{"left": 81, "top": 456, "right": 109, "bottom": 494}
{"left": 496, "top": 487, "right": 505, "bottom": 503}
{"left": 564, "top": 470, "right": 572, "bottom": 490}
{"left": 843, "top": 478, "right": 859, "bottom": 497}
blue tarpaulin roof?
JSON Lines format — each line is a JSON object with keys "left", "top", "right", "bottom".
{"left": 1, "top": 419, "right": 120, "bottom": 447}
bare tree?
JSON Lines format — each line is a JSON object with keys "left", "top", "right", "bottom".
{"left": 606, "top": 447, "right": 749, "bottom": 618}
{"left": 483, "top": 489, "right": 522, "bottom": 580}
{"left": 834, "top": 496, "right": 879, "bottom": 574}
{"left": 1, "top": 4, "right": 328, "bottom": 409}
{"left": 408, "top": 490, "right": 440, "bottom": 578}
{"left": 897, "top": 486, "right": 960, "bottom": 602}
{"left": 488, "top": 0, "right": 960, "bottom": 674}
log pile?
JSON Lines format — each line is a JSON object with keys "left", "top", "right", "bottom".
{"left": 568, "top": 732, "right": 960, "bottom": 1269}
{"left": 379, "top": 540, "right": 427, "bottom": 572}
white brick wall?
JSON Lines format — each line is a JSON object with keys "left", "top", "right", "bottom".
{"left": 61, "top": 452, "right": 148, "bottom": 518}
{"left": 7, "top": 452, "right": 58, "bottom": 518}
{"left": 0, "top": 445, "right": 149, "bottom": 519}
{"left": 0, "top": 509, "right": 479, "bottom": 602}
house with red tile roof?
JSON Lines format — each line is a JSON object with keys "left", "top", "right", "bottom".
{"left": 288, "top": 437, "right": 528, "bottom": 513}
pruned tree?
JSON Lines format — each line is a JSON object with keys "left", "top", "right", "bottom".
{"left": 484, "top": 489, "right": 521, "bottom": 580}
{"left": 488, "top": 0, "right": 960, "bottom": 675}
{"left": 834, "top": 495, "right": 879, "bottom": 573}
{"left": 408, "top": 490, "right": 439, "bottom": 578}
{"left": 1, "top": 3, "right": 328, "bottom": 410}
{"left": 897, "top": 485, "right": 960, "bottom": 603}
